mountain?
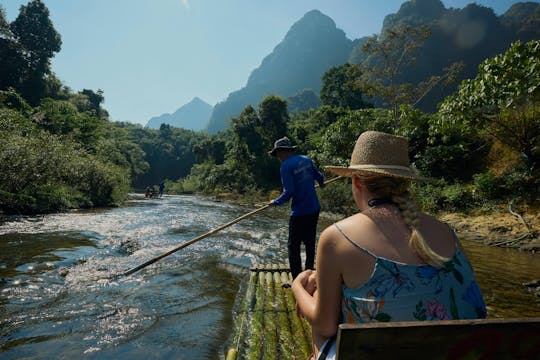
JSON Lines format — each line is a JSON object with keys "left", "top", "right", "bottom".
{"left": 204, "top": 1, "right": 539, "bottom": 133}
{"left": 350, "top": 0, "right": 540, "bottom": 111}
{"left": 206, "top": 10, "right": 353, "bottom": 134}
{"left": 500, "top": 2, "right": 540, "bottom": 42}
{"left": 146, "top": 97, "right": 213, "bottom": 131}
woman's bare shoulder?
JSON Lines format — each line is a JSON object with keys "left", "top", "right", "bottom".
{"left": 320, "top": 215, "right": 357, "bottom": 241}
{"left": 420, "top": 212, "right": 452, "bottom": 232}
{"left": 320, "top": 214, "right": 374, "bottom": 249}
{"left": 419, "top": 212, "right": 456, "bottom": 255}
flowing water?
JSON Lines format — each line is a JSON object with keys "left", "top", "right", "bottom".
{"left": 0, "top": 194, "right": 539, "bottom": 359}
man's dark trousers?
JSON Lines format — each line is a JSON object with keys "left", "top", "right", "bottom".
{"left": 288, "top": 211, "right": 319, "bottom": 279}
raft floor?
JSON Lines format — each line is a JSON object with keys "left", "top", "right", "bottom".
{"left": 228, "top": 264, "right": 312, "bottom": 360}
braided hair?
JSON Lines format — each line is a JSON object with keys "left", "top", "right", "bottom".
{"left": 357, "top": 175, "right": 449, "bottom": 267}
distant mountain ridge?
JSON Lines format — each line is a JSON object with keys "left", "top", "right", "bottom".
{"left": 153, "top": 1, "right": 540, "bottom": 134}
{"left": 146, "top": 97, "right": 213, "bottom": 131}
{"left": 206, "top": 10, "right": 353, "bottom": 133}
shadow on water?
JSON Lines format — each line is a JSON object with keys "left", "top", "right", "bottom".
{"left": 0, "top": 231, "right": 100, "bottom": 278}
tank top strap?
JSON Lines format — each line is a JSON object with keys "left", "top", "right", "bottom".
{"left": 333, "top": 223, "right": 377, "bottom": 259}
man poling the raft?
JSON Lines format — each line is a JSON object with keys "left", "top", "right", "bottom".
{"left": 268, "top": 136, "right": 326, "bottom": 287}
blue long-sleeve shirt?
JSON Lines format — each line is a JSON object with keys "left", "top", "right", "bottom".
{"left": 272, "top": 154, "right": 324, "bottom": 216}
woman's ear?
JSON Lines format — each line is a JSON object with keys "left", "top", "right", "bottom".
{"left": 352, "top": 176, "right": 363, "bottom": 191}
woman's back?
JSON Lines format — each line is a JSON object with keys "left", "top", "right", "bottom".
{"left": 331, "top": 205, "right": 486, "bottom": 324}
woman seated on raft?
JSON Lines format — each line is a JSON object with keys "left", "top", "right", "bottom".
{"left": 291, "top": 131, "right": 487, "bottom": 360}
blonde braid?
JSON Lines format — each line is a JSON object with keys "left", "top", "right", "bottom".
{"left": 391, "top": 188, "right": 448, "bottom": 267}
{"left": 358, "top": 174, "right": 450, "bottom": 267}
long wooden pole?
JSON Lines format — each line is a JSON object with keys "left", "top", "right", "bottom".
{"left": 122, "top": 176, "right": 342, "bottom": 277}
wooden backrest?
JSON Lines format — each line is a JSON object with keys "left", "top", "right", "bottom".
{"left": 336, "top": 317, "right": 540, "bottom": 359}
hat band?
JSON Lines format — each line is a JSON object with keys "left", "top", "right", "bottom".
{"left": 348, "top": 164, "right": 412, "bottom": 171}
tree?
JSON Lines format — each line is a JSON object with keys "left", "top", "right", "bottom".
{"left": 81, "top": 89, "right": 105, "bottom": 116}
{"left": 10, "top": 0, "right": 61, "bottom": 103}
{"left": 359, "top": 24, "right": 462, "bottom": 123}
{"left": 439, "top": 40, "right": 540, "bottom": 167}
{"left": 320, "top": 63, "right": 371, "bottom": 110}
{"left": 287, "top": 89, "right": 321, "bottom": 113}
{"left": 0, "top": 6, "right": 9, "bottom": 35}
{"left": 0, "top": 6, "right": 25, "bottom": 91}
{"left": 257, "top": 95, "right": 289, "bottom": 147}
{"left": 230, "top": 105, "right": 263, "bottom": 156}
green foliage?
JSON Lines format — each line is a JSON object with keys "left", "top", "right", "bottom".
{"left": 258, "top": 95, "right": 289, "bottom": 145}
{"left": 440, "top": 183, "right": 475, "bottom": 211}
{"left": 8, "top": 0, "right": 62, "bottom": 104}
{"left": 0, "top": 88, "right": 31, "bottom": 114}
{"left": 0, "top": 93, "right": 137, "bottom": 214}
{"left": 287, "top": 89, "right": 321, "bottom": 113}
{"left": 71, "top": 156, "right": 129, "bottom": 206}
{"left": 410, "top": 181, "right": 474, "bottom": 213}
{"left": 318, "top": 179, "right": 356, "bottom": 216}
{"left": 439, "top": 40, "right": 540, "bottom": 166}
{"left": 472, "top": 172, "right": 503, "bottom": 200}
{"left": 415, "top": 134, "right": 488, "bottom": 181}
{"left": 127, "top": 123, "right": 204, "bottom": 188}
{"left": 3, "top": 2, "right": 538, "bottom": 216}
{"left": 0, "top": 190, "right": 36, "bottom": 214}
{"left": 33, "top": 184, "right": 88, "bottom": 213}
{"left": 180, "top": 161, "right": 256, "bottom": 194}
{"left": 288, "top": 106, "right": 347, "bottom": 149}
{"left": 500, "top": 168, "right": 539, "bottom": 204}
{"left": 80, "top": 89, "right": 104, "bottom": 116}
{"left": 311, "top": 108, "right": 393, "bottom": 166}
{"left": 192, "top": 133, "right": 227, "bottom": 164}
{"left": 320, "top": 64, "right": 371, "bottom": 110}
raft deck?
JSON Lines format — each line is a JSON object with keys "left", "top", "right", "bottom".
{"left": 227, "top": 264, "right": 312, "bottom": 360}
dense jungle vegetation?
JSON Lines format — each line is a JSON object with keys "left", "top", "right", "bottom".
{"left": 0, "top": 1, "right": 538, "bottom": 216}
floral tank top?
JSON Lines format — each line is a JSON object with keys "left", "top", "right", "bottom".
{"left": 335, "top": 224, "right": 487, "bottom": 324}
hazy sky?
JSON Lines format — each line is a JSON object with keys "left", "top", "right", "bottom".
{"left": 3, "top": 0, "right": 534, "bottom": 125}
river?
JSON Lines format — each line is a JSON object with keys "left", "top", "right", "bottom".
{"left": 1, "top": 194, "right": 539, "bottom": 359}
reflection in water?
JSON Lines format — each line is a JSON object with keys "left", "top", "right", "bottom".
{"left": 460, "top": 241, "right": 540, "bottom": 318}
{"left": 0, "top": 195, "right": 538, "bottom": 359}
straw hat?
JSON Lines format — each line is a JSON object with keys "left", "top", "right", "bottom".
{"left": 325, "top": 131, "right": 430, "bottom": 182}
{"left": 268, "top": 137, "right": 297, "bottom": 157}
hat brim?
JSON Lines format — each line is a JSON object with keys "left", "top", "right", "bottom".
{"left": 324, "top": 165, "right": 433, "bottom": 182}
{"left": 269, "top": 146, "right": 297, "bottom": 157}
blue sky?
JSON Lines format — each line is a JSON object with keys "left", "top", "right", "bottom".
{"left": 3, "top": 0, "right": 534, "bottom": 125}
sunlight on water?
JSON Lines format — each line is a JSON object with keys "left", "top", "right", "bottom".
{"left": 0, "top": 195, "right": 287, "bottom": 359}
{"left": 0, "top": 194, "right": 538, "bottom": 359}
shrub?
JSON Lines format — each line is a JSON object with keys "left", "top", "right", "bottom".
{"left": 473, "top": 172, "right": 503, "bottom": 200}
{"left": 0, "top": 190, "right": 36, "bottom": 214}
{"left": 501, "top": 168, "right": 540, "bottom": 204}
{"left": 440, "top": 183, "right": 475, "bottom": 211}
{"left": 411, "top": 181, "right": 475, "bottom": 213}
{"left": 319, "top": 178, "right": 356, "bottom": 216}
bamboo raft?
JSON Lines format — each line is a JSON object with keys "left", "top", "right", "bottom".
{"left": 227, "top": 264, "right": 540, "bottom": 360}
{"left": 226, "top": 264, "right": 312, "bottom": 360}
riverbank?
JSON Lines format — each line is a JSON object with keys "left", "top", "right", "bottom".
{"left": 440, "top": 209, "right": 540, "bottom": 252}
{"left": 212, "top": 192, "right": 540, "bottom": 252}
{"left": 441, "top": 209, "right": 540, "bottom": 298}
